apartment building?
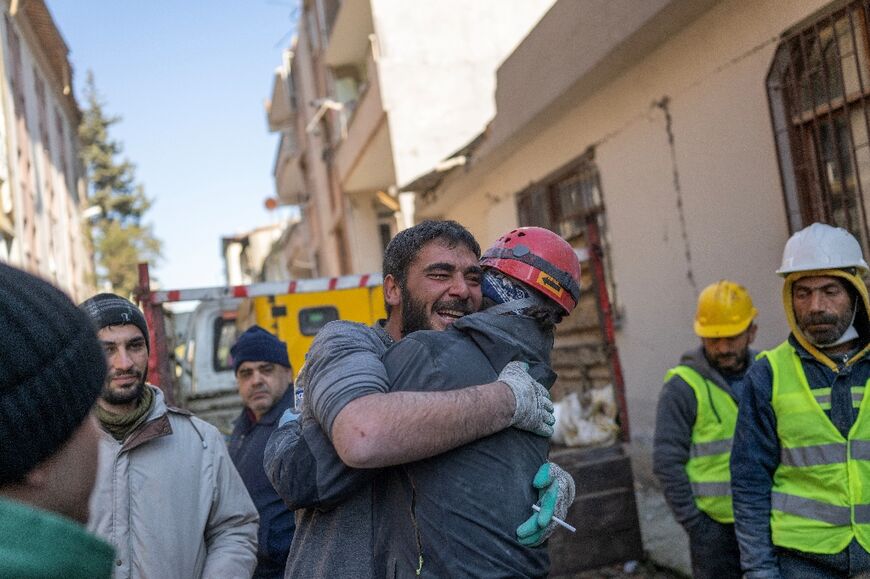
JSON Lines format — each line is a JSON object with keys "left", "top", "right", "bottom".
{"left": 0, "top": 0, "right": 92, "bottom": 300}
{"left": 265, "top": 0, "right": 554, "bottom": 277}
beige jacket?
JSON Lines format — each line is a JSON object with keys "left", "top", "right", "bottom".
{"left": 88, "top": 386, "right": 259, "bottom": 579}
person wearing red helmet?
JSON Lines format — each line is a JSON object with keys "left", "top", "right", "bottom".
{"left": 266, "top": 221, "right": 567, "bottom": 578}
{"left": 371, "top": 226, "right": 580, "bottom": 578}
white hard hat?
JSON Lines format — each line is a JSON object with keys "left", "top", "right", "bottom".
{"left": 777, "top": 222, "right": 869, "bottom": 276}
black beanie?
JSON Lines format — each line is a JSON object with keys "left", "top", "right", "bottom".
{"left": 0, "top": 263, "right": 106, "bottom": 485}
{"left": 79, "top": 293, "right": 150, "bottom": 351}
{"left": 230, "top": 326, "right": 290, "bottom": 373}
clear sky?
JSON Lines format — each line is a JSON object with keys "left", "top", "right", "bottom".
{"left": 46, "top": 1, "right": 298, "bottom": 289}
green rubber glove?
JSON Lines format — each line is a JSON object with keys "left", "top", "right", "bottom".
{"left": 516, "top": 461, "right": 576, "bottom": 546}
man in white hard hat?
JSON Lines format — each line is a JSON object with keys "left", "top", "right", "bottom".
{"left": 732, "top": 223, "right": 870, "bottom": 578}
{"left": 654, "top": 280, "right": 758, "bottom": 579}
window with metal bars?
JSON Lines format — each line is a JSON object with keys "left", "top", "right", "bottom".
{"left": 515, "top": 151, "right": 619, "bottom": 314}
{"left": 768, "top": 0, "right": 870, "bottom": 255}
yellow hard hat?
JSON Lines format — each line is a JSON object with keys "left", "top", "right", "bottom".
{"left": 694, "top": 280, "right": 757, "bottom": 338}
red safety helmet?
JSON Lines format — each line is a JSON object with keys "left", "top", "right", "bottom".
{"left": 480, "top": 227, "right": 581, "bottom": 314}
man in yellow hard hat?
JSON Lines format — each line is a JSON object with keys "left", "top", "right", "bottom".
{"left": 654, "top": 280, "right": 758, "bottom": 579}
{"left": 732, "top": 223, "right": 870, "bottom": 578}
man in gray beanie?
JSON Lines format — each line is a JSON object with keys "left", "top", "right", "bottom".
{"left": 80, "top": 292, "right": 259, "bottom": 579}
{"left": 0, "top": 263, "right": 115, "bottom": 578}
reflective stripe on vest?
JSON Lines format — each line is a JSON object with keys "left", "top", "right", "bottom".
{"left": 813, "top": 387, "right": 866, "bottom": 410}
{"left": 665, "top": 365, "right": 737, "bottom": 523}
{"left": 766, "top": 341, "right": 870, "bottom": 554}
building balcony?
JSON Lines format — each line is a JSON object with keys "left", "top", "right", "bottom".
{"left": 332, "top": 47, "right": 395, "bottom": 194}
{"left": 267, "top": 50, "right": 297, "bottom": 133}
{"left": 274, "top": 132, "right": 306, "bottom": 206}
{"left": 324, "top": 0, "right": 374, "bottom": 69}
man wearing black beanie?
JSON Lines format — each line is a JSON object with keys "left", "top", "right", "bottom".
{"left": 228, "top": 325, "right": 296, "bottom": 579}
{"left": 0, "top": 263, "right": 114, "bottom": 578}
{"left": 80, "top": 292, "right": 260, "bottom": 579}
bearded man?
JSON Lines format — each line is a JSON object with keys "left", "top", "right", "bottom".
{"left": 80, "top": 293, "right": 259, "bottom": 579}
{"left": 732, "top": 223, "right": 870, "bottom": 579}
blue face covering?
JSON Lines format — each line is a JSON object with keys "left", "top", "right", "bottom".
{"left": 482, "top": 270, "right": 548, "bottom": 315}
{"left": 482, "top": 270, "right": 531, "bottom": 305}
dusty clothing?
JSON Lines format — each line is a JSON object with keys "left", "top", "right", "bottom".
{"left": 88, "top": 386, "right": 259, "bottom": 579}
{"left": 265, "top": 320, "right": 392, "bottom": 579}
{"left": 373, "top": 312, "right": 553, "bottom": 578}
{"left": 228, "top": 389, "right": 296, "bottom": 579}
{"left": 0, "top": 497, "right": 115, "bottom": 579}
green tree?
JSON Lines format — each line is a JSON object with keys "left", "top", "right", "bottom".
{"left": 79, "top": 72, "right": 161, "bottom": 295}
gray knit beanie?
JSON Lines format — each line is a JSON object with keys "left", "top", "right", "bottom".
{"left": 79, "top": 293, "right": 150, "bottom": 351}
{"left": 0, "top": 263, "right": 106, "bottom": 485}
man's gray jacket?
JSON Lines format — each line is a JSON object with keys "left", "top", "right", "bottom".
{"left": 265, "top": 321, "right": 393, "bottom": 579}
{"left": 89, "top": 386, "right": 259, "bottom": 579}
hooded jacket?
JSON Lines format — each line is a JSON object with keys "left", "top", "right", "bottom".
{"left": 88, "top": 386, "right": 259, "bottom": 579}
{"left": 731, "top": 268, "right": 870, "bottom": 579}
{"left": 654, "top": 346, "right": 754, "bottom": 530}
{"left": 373, "top": 311, "right": 555, "bottom": 579}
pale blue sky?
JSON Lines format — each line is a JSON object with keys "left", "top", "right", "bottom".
{"left": 46, "top": 1, "right": 298, "bottom": 289}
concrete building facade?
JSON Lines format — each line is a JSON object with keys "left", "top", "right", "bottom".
{"left": 265, "top": 0, "right": 554, "bottom": 277}
{"left": 0, "top": 0, "right": 92, "bottom": 300}
{"left": 408, "top": 0, "right": 859, "bottom": 473}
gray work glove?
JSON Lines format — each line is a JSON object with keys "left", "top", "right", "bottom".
{"left": 516, "top": 461, "right": 576, "bottom": 546}
{"left": 498, "top": 361, "right": 555, "bottom": 437}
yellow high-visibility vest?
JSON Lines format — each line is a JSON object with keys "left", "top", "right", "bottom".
{"left": 665, "top": 365, "right": 737, "bottom": 523}
{"left": 766, "top": 341, "right": 870, "bottom": 554}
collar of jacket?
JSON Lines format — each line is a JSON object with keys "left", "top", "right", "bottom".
{"left": 115, "top": 385, "right": 172, "bottom": 453}
{"left": 678, "top": 346, "right": 756, "bottom": 400}
{"left": 782, "top": 268, "right": 870, "bottom": 371}
{"left": 372, "top": 319, "right": 394, "bottom": 347}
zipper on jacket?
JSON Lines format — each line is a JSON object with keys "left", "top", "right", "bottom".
{"left": 403, "top": 467, "right": 425, "bottom": 576}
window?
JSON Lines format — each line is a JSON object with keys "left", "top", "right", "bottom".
{"left": 213, "top": 317, "right": 239, "bottom": 372}
{"left": 299, "top": 306, "right": 339, "bottom": 336}
{"left": 516, "top": 151, "right": 618, "bottom": 312}
{"left": 768, "top": 0, "right": 870, "bottom": 254}
{"left": 514, "top": 152, "right": 626, "bottom": 415}
{"left": 377, "top": 215, "right": 394, "bottom": 253}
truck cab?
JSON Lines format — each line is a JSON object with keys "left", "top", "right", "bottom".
{"left": 175, "top": 298, "right": 243, "bottom": 434}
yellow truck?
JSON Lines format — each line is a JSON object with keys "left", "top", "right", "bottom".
{"left": 135, "top": 264, "right": 385, "bottom": 433}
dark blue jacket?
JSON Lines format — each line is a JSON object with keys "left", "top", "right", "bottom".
{"left": 731, "top": 335, "right": 870, "bottom": 578}
{"left": 228, "top": 388, "right": 296, "bottom": 579}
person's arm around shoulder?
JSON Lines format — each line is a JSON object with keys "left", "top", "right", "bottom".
{"left": 332, "top": 336, "right": 553, "bottom": 469}
{"left": 199, "top": 419, "right": 259, "bottom": 578}
{"left": 731, "top": 359, "right": 782, "bottom": 579}
{"left": 263, "top": 320, "right": 389, "bottom": 508}
{"left": 653, "top": 374, "right": 705, "bottom": 530}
